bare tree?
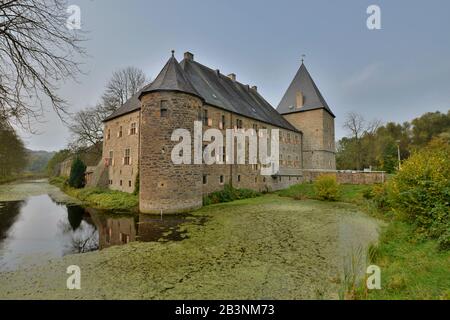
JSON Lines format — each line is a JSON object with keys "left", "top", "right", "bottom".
{"left": 343, "top": 112, "right": 365, "bottom": 140}
{"left": 101, "top": 66, "right": 147, "bottom": 112}
{"left": 68, "top": 104, "right": 108, "bottom": 152}
{"left": 0, "top": 0, "right": 86, "bottom": 129}
{"left": 343, "top": 112, "right": 366, "bottom": 170}
{"left": 69, "top": 66, "right": 148, "bottom": 151}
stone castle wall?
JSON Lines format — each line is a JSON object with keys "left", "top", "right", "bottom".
{"left": 102, "top": 111, "right": 140, "bottom": 193}
{"left": 283, "top": 109, "right": 336, "bottom": 170}
{"left": 139, "top": 91, "right": 204, "bottom": 214}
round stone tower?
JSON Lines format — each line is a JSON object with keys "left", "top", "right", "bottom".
{"left": 138, "top": 52, "right": 204, "bottom": 213}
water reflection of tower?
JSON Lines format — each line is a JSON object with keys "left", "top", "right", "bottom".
{"left": 87, "top": 209, "right": 137, "bottom": 249}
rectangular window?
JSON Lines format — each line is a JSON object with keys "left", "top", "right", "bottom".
{"left": 120, "top": 180, "right": 123, "bottom": 186}
{"left": 220, "top": 115, "right": 226, "bottom": 129}
{"left": 130, "top": 123, "right": 137, "bottom": 135}
{"left": 108, "top": 151, "right": 113, "bottom": 166}
{"left": 220, "top": 175, "right": 224, "bottom": 184}
{"left": 118, "top": 126, "right": 123, "bottom": 138}
{"left": 124, "top": 148, "right": 131, "bottom": 165}
{"left": 236, "top": 119, "right": 243, "bottom": 129}
{"left": 237, "top": 175, "right": 241, "bottom": 182}
{"left": 203, "top": 175, "right": 207, "bottom": 185}
{"left": 129, "top": 181, "right": 132, "bottom": 187}
{"left": 160, "top": 100, "right": 168, "bottom": 117}
{"left": 202, "top": 109, "right": 208, "bottom": 126}
{"left": 107, "top": 129, "right": 111, "bottom": 140}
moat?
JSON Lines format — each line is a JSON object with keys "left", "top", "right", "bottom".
{"left": 0, "top": 180, "right": 193, "bottom": 271}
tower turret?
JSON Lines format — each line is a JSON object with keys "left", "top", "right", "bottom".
{"left": 138, "top": 51, "right": 204, "bottom": 213}
{"left": 277, "top": 62, "right": 336, "bottom": 170}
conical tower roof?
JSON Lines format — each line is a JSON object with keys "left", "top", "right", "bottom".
{"left": 139, "top": 51, "right": 201, "bottom": 99}
{"left": 277, "top": 63, "right": 335, "bottom": 117}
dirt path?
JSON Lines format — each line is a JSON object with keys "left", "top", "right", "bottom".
{"left": 0, "top": 194, "right": 380, "bottom": 299}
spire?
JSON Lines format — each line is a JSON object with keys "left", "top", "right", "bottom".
{"left": 277, "top": 62, "right": 335, "bottom": 117}
{"left": 139, "top": 51, "right": 201, "bottom": 100}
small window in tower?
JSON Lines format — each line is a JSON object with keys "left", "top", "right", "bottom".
{"left": 160, "top": 100, "right": 168, "bottom": 117}
{"left": 118, "top": 126, "right": 123, "bottom": 138}
{"left": 203, "top": 175, "right": 208, "bottom": 185}
{"left": 219, "top": 175, "right": 224, "bottom": 184}
{"left": 237, "top": 175, "right": 241, "bottom": 182}
{"left": 202, "top": 109, "right": 208, "bottom": 126}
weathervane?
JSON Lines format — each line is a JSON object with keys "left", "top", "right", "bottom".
{"left": 301, "top": 54, "right": 306, "bottom": 64}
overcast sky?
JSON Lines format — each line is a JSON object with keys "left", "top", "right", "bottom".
{"left": 18, "top": 0, "right": 450, "bottom": 151}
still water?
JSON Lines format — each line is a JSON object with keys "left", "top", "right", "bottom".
{"left": 0, "top": 192, "right": 193, "bottom": 271}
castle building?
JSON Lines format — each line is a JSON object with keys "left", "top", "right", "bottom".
{"left": 102, "top": 51, "right": 336, "bottom": 213}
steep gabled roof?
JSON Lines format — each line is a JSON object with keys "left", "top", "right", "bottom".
{"left": 179, "top": 58, "right": 297, "bottom": 131}
{"left": 277, "top": 63, "right": 335, "bottom": 118}
{"left": 138, "top": 53, "right": 201, "bottom": 99}
{"left": 104, "top": 52, "right": 300, "bottom": 131}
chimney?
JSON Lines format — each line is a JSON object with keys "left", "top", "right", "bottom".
{"left": 184, "top": 51, "right": 194, "bottom": 61}
{"left": 227, "top": 73, "right": 236, "bottom": 81}
{"left": 251, "top": 86, "right": 258, "bottom": 91}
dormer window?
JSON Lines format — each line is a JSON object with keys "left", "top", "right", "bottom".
{"left": 160, "top": 100, "right": 168, "bottom": 117}
{"left": 296, "top": 91, "right": 304, "bottom": 108}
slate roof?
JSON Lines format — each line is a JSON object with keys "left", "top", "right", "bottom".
{"left": 139, "top": 53, "right": 201, "bottom": 99}
{"left": 104, "top": 53, "right": 301, "bottom": 131}
{"left": 276, "top": 63, "right": 335, "bottom": 118}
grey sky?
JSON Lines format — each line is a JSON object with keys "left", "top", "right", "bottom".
{"left": 19, "top": 0, "right": 450, "bottom": 151}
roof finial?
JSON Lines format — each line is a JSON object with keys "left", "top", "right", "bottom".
{"left": 171, "top": 50, "right": 175, "bottom": 57}
{"left": 301, "top": 54, "right": 306, "bottom": 64}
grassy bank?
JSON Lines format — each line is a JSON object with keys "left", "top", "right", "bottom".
{"left": 361, "top": 221, "right": 450, "bottom": 299}
{"left": 278, "top": 182, "right": 372, "bottom": 204}
{"left": 49, "top": 177, "right": 138, "bottom": 211}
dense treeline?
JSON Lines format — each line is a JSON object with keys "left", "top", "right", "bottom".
{"left": 0, "top": 121, "right": 28, "bottom": 179}
{"left": 337, "top": 110, "right": 450, "bottom": 172}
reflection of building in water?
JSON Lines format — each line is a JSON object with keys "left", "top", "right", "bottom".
{"left": 87, "top": 208, "right": 137, "bottom": 249}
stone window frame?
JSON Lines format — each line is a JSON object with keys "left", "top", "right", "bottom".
{"left": 118, "top": 126, "right": 123, "bottom": 138}
{"left": 219, "top": 175, "right": 224, "bottom": 184}
{"left": 124, "top": 148, "right": 131, "bottom": 165}
{"left": 160, "top": 100, "right": 169, "bottom": 117}
{"left": 202, "top": 109, "right": 209, "bottom": 126}
{"left": 108, "top": 150, "right": 114, "bottom": 166}
{"left": 107, "top": 129, "right": 111, "bottom": 140}
{"left": 220, "top": 114, "right": 226, "bottom": 130}
{"left": 237, "top": 175, "right": 241, "bottom": 182}
{"left": 203, "top": 175, "right": 208, "bottom": 185}
{"left": 130, "top": 122, "right": 137, "bottom": 135}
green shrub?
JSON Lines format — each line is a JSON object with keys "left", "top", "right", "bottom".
{"left": 365, "top": 183, "right": 390, "bottom": 211}
{"left": 68, "top": 157, "right": 86, "bottom": 189}
{"left": 203, "top": 184, "right": 261, "bottom": 205}
{"left": 314, "top": 174, "right": 340, "bottom": 201}
{"left": 389, "top": 138, "right": 450, "bottom": 248}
